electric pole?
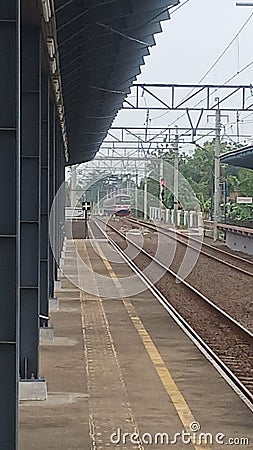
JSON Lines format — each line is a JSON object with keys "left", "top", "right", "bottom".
{"left": 214, "top": 104, "right": 221, "bottom": 241}
{"left": 144, "top": 159, "right": 148, "bottom": 220}
{"left": 70, "top": 164, "right": 77, "bottom": 208}
{"left": 135, "top": 171, "right": 138, "bottom": 217}
{"left": 145, "top": 109, "right": 150, "bottom": 142}
{"left": 173, "top": 127, "right": 179, "bottom": 228}
{"left": 97, "top": 188, "right": 100, "bottom": 215}
{"left": 159, "top": 155, "right": 164, "bottom": 220}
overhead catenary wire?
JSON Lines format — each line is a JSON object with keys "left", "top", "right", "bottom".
{"left": 190, "top": 11, "right": 253, "bottom": 88}
{"left": 170, "top": 0, "right": 191, "bottom": 15}
{"left": 96, "top": 22, "right": 150, "bottom": 46}
{"left": 148, "top": 56, "right": 253, "bottom": 145}
{"left": 150, "top": 10, "right": 253, "bottom": 125}
{"left": 138, "top": 0, "right": 190, "bottom": 28}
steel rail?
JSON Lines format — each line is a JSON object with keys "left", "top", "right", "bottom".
{"left": 93, "top": 217, "right": 253, "bottom": 410}
{"left": 127, "top": 217, "right": 253, "bottom": 277}
{"left": 96, "top": 217, "right": 253, "bottom": 338}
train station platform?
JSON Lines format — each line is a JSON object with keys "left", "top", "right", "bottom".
{"left": 19, "top": 237, "right": 252, "bottom": 449}
{"left": 218, "top": 222, "right": 253, "bottom": 256}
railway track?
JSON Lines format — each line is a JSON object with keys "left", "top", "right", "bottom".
{"left": 127, "top": 217, "right": 253, "bottom": 277}
{"left": 92, "top": 217, "right": 253, "bottom": 411}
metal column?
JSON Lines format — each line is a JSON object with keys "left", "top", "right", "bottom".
{"left": 54, "top": 127, "right": 65, "bottom": 277}
{"left": 173, "top": 128, "right": 179, "bottom": 228}
{"left": 48, "top": 105, "right": 56, "bottom": 299}
{"left": 20, "top": 27, "right": 41, "bottom": 379}
{"left": 40, "top": 73, "right": 49, "bottom": 325}
{"left": 214, "top": 108, "right": 221, "bottom": 241}
{"left": 54, "top": 126, "right": 60, "bottom": 279}
{"left": 59, "top": 141, "right": 65, "bottom": 256}
{"left": 0, "top": 2, "right": 20, "bottom": 448}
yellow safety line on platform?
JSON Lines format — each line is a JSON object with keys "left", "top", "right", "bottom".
{"left": 88, "top": 224, "right": 209, "bottom": 450}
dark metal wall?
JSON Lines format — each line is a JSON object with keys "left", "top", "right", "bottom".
{"left": 0, "top": 0, "right": 171, "bottom": 446}
{"left": 0, "top": 2, "right": 66, "bottom": 448}
{"left": 20, "top": 27, "right": 41, "bottom": 380}
{"left": 0, "top": 2, "right": 20, "bottom": 448}
{"left": 40, "top": 74, "right": 50, "bottom": 327}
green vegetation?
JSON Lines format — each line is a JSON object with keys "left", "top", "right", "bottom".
{"left": 66, "top": 141, "right": 253, "bottom": 223}
{"left": 140, "top": 141, "right": 253, "bottom": 222}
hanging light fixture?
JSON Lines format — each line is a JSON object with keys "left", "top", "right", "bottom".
{"left": 41, "top": 0, "right": 52, "bottom": 22}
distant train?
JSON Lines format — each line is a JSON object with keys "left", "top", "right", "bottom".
{"left": 103, "top": 194, "right": 131, "bottom": 217}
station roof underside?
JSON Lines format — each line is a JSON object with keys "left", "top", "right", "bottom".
{"left": 54, "top": 0, "right": 179, "bottom": 165}
{"left": 220, "top": 146, "right": 253, "bottom": 170}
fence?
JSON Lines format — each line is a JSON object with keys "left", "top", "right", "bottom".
{"left": 149, "top": 207, "right": 203, "bottom": 228}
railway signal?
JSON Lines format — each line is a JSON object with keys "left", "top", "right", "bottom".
{"left": 82, "top": 201, "right": 91, "bottom": 211}
{"left": 82, "top": 201, "right": 91, "bottom": 238}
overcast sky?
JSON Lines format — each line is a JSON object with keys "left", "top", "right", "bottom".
{"left": 110, "top": 0, "right": 253, "bottom": 147}
{"left": 138, "top": 0, "right": 252, "bottom": 85}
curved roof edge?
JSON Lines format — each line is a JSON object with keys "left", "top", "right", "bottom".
{"left": 53, "top": 0, "right": 180, "bottom": 166}
{"left": 220, "top": 145, "right": 253, "bottom": 170}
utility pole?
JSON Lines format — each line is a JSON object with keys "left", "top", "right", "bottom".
{"left": 159, "top": 155, "right": 164, "bottom": 220}
{"left": 236, "top": 111, "right": 240, "bottom": 143}
{"left": 214, "top": 103, "right": 221, "bottom": 241}
{"left": 144, "top": 159, "right": 148, "bottom": 220}
{"left": 173, "top": 127, "right": 179, "bottom": 228}
{"left": 126, "top": 173, "right": 131, "bottom": 195}
{"left": 70, "top": 164, "right": 77, "bottom": 209}
{"left": 135, "top": 172, "right": 138, "bottom": 217}
{"left": 145, "top": 109, "right": 150, "bottom": 142}
{"left": 97, "top": 188, "right": 100, "bottom": 215}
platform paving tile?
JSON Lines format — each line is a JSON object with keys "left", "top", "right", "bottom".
{"left": 19, "top": 239, "right": 252, "bottom": 449}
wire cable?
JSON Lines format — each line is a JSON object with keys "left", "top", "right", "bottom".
{"left": 193, "top": 11, "right": 253, "bottom": 86}
{"left": 170, "top": 0, "right": 190, "bottom": 15}
{"left": 151, "top": 10, "right": 253, "bottom": 123}
{"left": 138, "top": 0, "right": 190, "bottom": 28}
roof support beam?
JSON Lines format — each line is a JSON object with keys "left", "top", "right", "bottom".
{"left": 39, "top": 72, "right": 50, "bottom": 327}
{"left": 48, "top": 104, "right": 56, "bottom": 299}
{"left": 0, "top": 2, "right": 20, "bottom": 448}
{"left": 20, "top": 26, "right": 41, "bottom": 381}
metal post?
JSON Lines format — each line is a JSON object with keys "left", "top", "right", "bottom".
{"left": 54, "top": 128, "right": 60, "bottom": 277}
{"left": 60, "top": 148, "right": 65, "bottom": 252}
{"left": 214, "top": 106, "right": 221, "bottom": 241}
{"left": 0, "top": 1, "right": 20, "bottom": 447}
{"left": 144, "top": 160, "right": 148, "bottom": 220}
{"left": 48, "top": 103, "right": 55, "bottom": 299}
{"left": 84, "top": 209, "right": 88, "bottom": 239}
{"left": 126, "top": 174, "right": 129, "bottom": 195}
{"left": 20, "top": 26, "right": 41, "bottom": 380}
{"left": 173, "top": 127, "right": 179, "bottom": 228}
{"left": 70, "top": 164, "right": 77, "bottom": 208}
{"left": 135, "top": 172, "right": 138, "bottom": 216}
{"left": 55, "top": 132, "right": 65, "bottom": 271}
{"left": 159, "top": 156, "right": 164, "bottom": 220}
{"left": 40, "top": 72, "right": 50, "bottom": 327}
{"left": 97, "top": 189, "right": 100, "bottom": 214}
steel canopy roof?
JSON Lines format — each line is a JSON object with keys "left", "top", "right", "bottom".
{"left": 54, "top": 0, "right": 179, "bottom": 165}
{"left": 220, "top": 145, "right": 253, "bottom": 170}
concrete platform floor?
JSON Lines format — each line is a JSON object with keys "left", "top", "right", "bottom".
{"left": 19, "top": 238, "right": 252, "bottom": 449}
